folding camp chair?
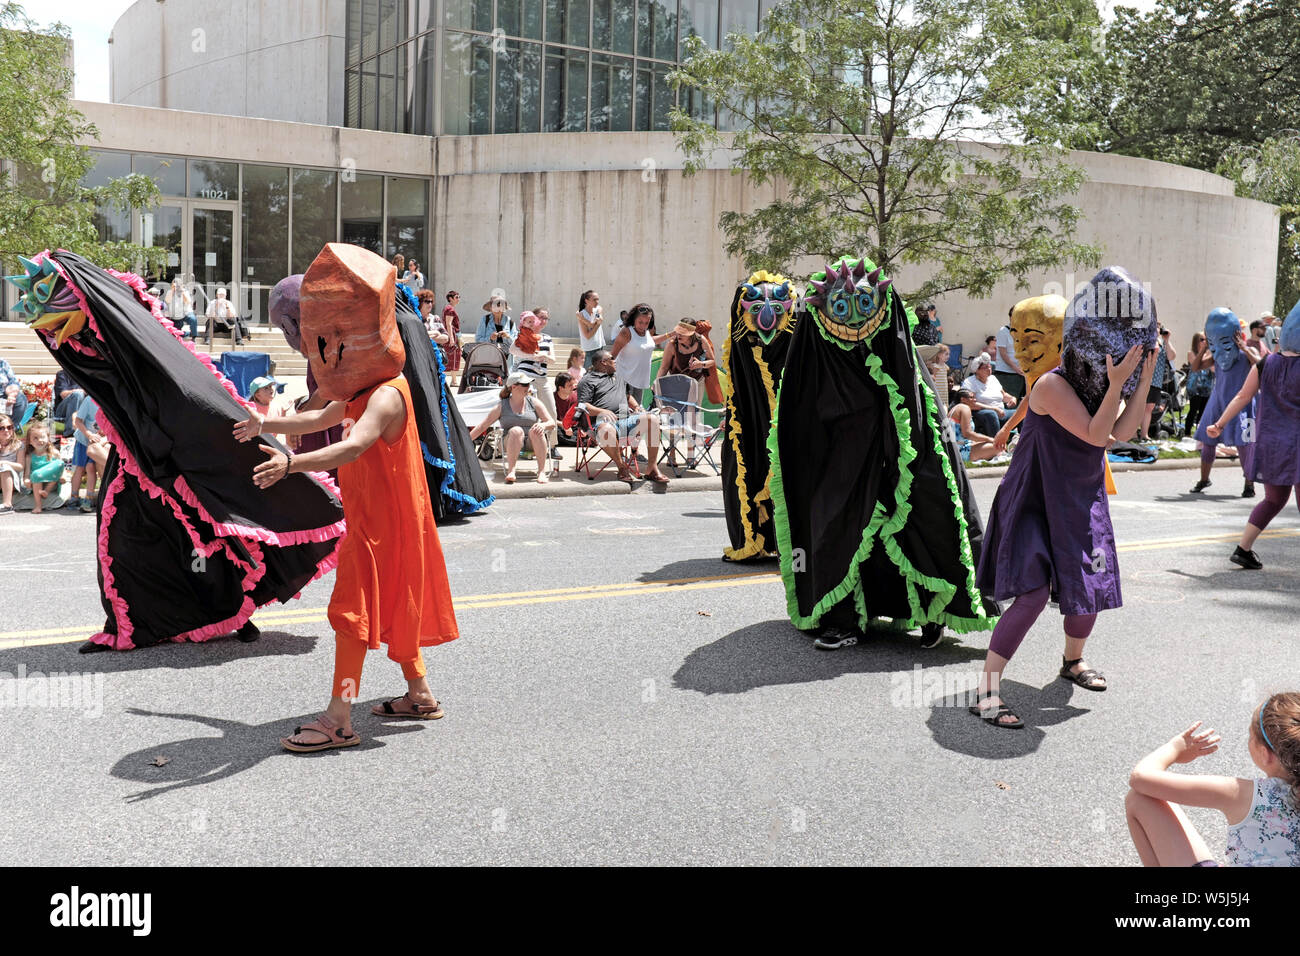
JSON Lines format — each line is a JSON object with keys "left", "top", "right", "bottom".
{"left": 572, "top": 408, "right": 640, "bottom": 480}
{"left": 217, "top": 351, "right": 273, "bottom": 401}
{"left": 653, "top": 374, "right": 722, "bottom": 476}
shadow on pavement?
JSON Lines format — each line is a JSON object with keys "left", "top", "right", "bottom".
{"left": 636, "top": 556, "right": 774, "bottom": 583}
{"left": 679, "top": 511, "right": 725, "bottom": 519}
{"left": 926, "top": 678, "right": 1091, "bottom": 759}
{"left": 673, "top": 618, "right": 987, "bottom": 695}
{"left": 111, "top": 701, "right": 430, "bottom": 802}
{"left": 0, "top": 630, "right": 320, "bottom": 675}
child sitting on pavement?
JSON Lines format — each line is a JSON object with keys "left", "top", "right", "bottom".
{"left": 23, "top": 422, "right": 64, "bottom": 514}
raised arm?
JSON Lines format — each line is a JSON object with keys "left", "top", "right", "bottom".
{"left": 1206, "top": 364, "right": 1262, "bottom": 439}
{"left": 234, "top": 400, "right": 347, "bottom": 441}
{"left": 993, "top": 402, "right": 1028, "bottom": 451}
{"left": 1033, "top": 345, "right": 1151, "bottom": 447}
{"left": 1128, "top": 722, "right": 1253, "bottom": 820}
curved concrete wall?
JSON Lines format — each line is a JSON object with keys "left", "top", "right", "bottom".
{"left": 109, "top": 0, "right": 345, "bottom": 126}
{"left": 433, "top": 132, "right": 1279, "bottom": 352}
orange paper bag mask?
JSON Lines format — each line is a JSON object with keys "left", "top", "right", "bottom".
{"left": 300, "top": 243, "right": 406, "bottom": 401}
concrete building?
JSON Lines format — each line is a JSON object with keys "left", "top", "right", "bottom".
{"left": 7, "top": 0, "right": 1276, "bottom": 361}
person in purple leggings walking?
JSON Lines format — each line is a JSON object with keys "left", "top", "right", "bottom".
{"left": 1207, "top": 300, "right": 1300, "bottom": 569}
{"left": 972, "top": 267, "right": 1158, "bottom": 730}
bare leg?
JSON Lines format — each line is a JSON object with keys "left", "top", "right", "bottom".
{"left": 1125, "top": 789, "right": 1214, "bottom": 866}
{"left": 0, "top": 469, "right": 13, "bottom": 507}
{"left": 528, "top": 424, "right": 549, "bottom": 480}
{"left": 503, "top": 426, "right": 524, "bottom": 481}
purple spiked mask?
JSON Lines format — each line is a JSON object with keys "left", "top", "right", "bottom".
{"left": 1059, "top": 266, "right": 1158, "bottom": 414}
{"left": 804, "top": 257, "right": 893, "bottom": 346}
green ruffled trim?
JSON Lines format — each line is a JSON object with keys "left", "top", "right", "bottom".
{"left": 768, "top": 320, "right": 996, "bottom": 635}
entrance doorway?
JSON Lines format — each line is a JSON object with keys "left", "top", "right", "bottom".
{"left": 137, "top": 199, "right": 241, "bottom": 319}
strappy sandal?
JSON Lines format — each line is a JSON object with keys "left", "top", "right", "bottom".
{"left": 281, "top": 716, "right": 361, "bottom": 753}
{"left": 371, "top": 693, "right": 444, "bottom": 720}
{"left": 1059, "top": 656, "right": 1107, "bottom": 691}
{"left": 969, "top": 691, "right": 1024, "bottom": 729}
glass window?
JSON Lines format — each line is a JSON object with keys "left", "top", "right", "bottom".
{"left": 638, "top": 0, "right": 676, "bottom": 59}
{"left": 546, "top": 0, "right": 590, "bottom": 46}
{"left": 446, "top": 0, "right": 492, "bottom": 32}
{"left": 680, "top": 0, "right": 717, "bottom": 52}
{"left": 544, "top": 46, "right": 588, "bottom": 132}
{"left": 442, "top": 32, "right": 493, "bottom": 135}
{"left": 495, "top": 40, "right": 543, "bottom": 133}
{"left": 719, "top": 0, "right": 757, "bottom": 49}
{"left": 345, "top": 67, "right": 361, "bottom": 126}
{"left": 592, "top": 0, "right": 611, "bottom": 48}
{"left": 386, "top": 177, "right": 428, "bottom": 268}
{"left": 652, "top": 64, "right": 673, "bottom": 128}
{"left": 590, "top": 54, "right": 633, "bottom": 131}
{"left": 341, "top": 173, "right": 384, "bottom": 255}
{"left": 681, "top": 84, "right": 713, "bottom": 126}
{"left": 81, "top": 150, "right": 131, "bottom": 190}
{"left": 361, "top": 59, "right": 378, "bottom": 128}
{"left": 291, "top": 168, "right": 338, "bottom": 275}
{"left": 140, "top": 204, "right": 185, "bottom": 286}
{"left": 500, "top": 0, "right": 544, "bottom": 39}
{"left": 362, "top": 0, "right": 379, "bottom": 59}
{"left": 611, "top": 0, "right": 635, "bottom": 52}
{"left": 411, "top": 36, "right": 434, "bottom": 135}
{"left": 348, "top": 0, "right": 363, "bottom": 64}
{"left": 414, "top": 0, "right": 435, "bottom": 34}
{"left": 635, "top": 65, "right": 650, "bottom": 130}
{"left": 242, "top": 164, "right": 289, "bottom": 287}
{"left": 131, "top": 153, "right": 186, "bottom": 196}
{"left": 379, "top": 0, "right": 400, "bottom": 50}
{"left": 189, "top": 160, "right": 238, "bottom": 201}
{"left": 378, "top": 49, "right": 397, "bottom": 131}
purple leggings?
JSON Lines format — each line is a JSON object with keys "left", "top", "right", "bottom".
{"left": 988, "top": 585, "right": 1097, "bottom": 662}
{"left": 1201, "top": 441, "right": 1255, "bottom": 479}
{"left": 1248, "top": 483, "right": 1300, "bottom": 530}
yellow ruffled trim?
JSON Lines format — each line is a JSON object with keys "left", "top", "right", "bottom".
{"left": 722, "top": 345, "right": 781, "bottom": 561}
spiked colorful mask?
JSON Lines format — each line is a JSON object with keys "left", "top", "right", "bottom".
{"left": 1060, "top": 266, "right": 1158, "bottom": 413}
{"left": 804, "top": 257, "right": 892, "bottom": 345}
{"left": 1010, "top": 294, "right": 1067, "bottom": 387}
{"left": 736, "top": 271, "right": 794, "bottom": 345}
{"left": 300, "top": 243, "right": 405, "bottom": 402}
{"left": 4, "top": 255, "right": 88, "bottom": 347}
{"left": 1282, "top": 300, "right": 1300, "bottom": 354}
{"left": 1205, "top": 308, "right": 1245, "bottom": 372}
{"left": 268, "top": 274, "right": 305, "bottom": 355}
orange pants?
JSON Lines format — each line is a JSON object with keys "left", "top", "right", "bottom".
{"left": 331, "top": 635, "right": 426, "bottom": 700}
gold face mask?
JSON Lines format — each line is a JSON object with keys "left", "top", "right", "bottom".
{"left": 1010, "top": 294, "right": 1067, "bottom": 387}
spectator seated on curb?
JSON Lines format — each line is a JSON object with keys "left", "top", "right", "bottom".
{"left": 67, "top": 394, "right": 103, "bottom": 513}
{"left": 0, "top": 414, "right": 23, "bottom": 515}
{"left": 575, "top": 349, "right": 670, "bottom": 485}
{"left": 204, "top": 287, "right": 243, "bottom": 346}
{"left": 0, "top": 357, "right": 28, "bottom": 425}
{"left": 51, "top": 368, "right": 84, "bottom": 435}
{"left": 468, "top": 371, "right": 557, "bottom": 484}
{"left": 22, "top": 421, "right": 64, "bottom": 514}
{"left": 555, "top": 371, "right": 578, "bottom": 446}
{"left": 949, "top": 389, "right": 1000, "bottom": 464}
{"left": 962, "top": 354, "right": 1017, "bottom": 436}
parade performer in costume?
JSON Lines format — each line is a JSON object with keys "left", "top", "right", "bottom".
{"left": 4, "top": 252, "right": 344, "bottom": 653}
{"left": 722, "top": 271, "right": 797, "bottom": 561}
{"left": 235, "top": 243, "right": 458, "bottom": 753}
{"left": 767, "top": 256, "right": 996, "bottom": 650}
{"left": 1191, "top": 308, "right": 1260, "bottom": 497}
{"left": 973, "top": 266, "right": 1157, "bottom": 729}
{"left": 392, "top": 281, "right": 494, "bottom": 518}
{"left": 1206, "top": 300, "right": 1300, "bottom": 569}
{"left": 268, "top": 274, "right": 344, "bottom": 463}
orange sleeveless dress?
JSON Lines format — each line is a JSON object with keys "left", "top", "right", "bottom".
{"left": 327, "top": 375, "right": 459, "bottom": 660}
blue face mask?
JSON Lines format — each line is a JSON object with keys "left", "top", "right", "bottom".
{"left": 1282, "top": 299, "right": 1300, "bottom": 353}
{"left": 1205, "top": 308, "right": 1244, "bottom": 372}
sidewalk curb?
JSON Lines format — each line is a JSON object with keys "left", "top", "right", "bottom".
{"left": 488, "top": 474, "right": 724, "bottom": 499}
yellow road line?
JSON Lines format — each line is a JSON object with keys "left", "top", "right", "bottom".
{"left": 3, "top": 528, "right": 1295, "bottom": 647}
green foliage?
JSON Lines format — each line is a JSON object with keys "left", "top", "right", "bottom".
{"left": 0, "top": 2, "right": 161, "bottom": 276}
{"left": 670, "top": 0, "right": 1100, "bottom": 303}
{"left": 1218, "top": 135, "right": 1300, "bottom": 314}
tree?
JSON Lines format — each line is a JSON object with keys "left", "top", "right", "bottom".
{"left": 1219, "top": 134, "right": 1300, "bottom": 314}
{"left": 0, "top": 2, "right": 161, "bottom": 278}
{"left": 669, "top": 0, "right": 1100, "bottom": 302}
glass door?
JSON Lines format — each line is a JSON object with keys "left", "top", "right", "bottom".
{"left": 188, "top": 202, "right": 240, "bottom": 318}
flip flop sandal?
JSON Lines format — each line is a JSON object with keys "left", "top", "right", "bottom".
{"left": 969, "top": 692, "right": 1024, "bottom": 729}
{"left": 371, "top": 694, "right": 444, "bottom": 720}
{"left": 281, "top": 718, "right": 362, "bottom": 753}
{"left": 1059, "top": 657, "right": 1107, "bottom": 691}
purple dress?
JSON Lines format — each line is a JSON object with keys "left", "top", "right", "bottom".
{"left": 1195, "top": 354, "right": 1255, "bottom": 447}
{"left": 976, "top": 382, "right": 1121, "bottom": 615}
{"left": 1253, "top": 353, "right": 1300, "bottom": 486}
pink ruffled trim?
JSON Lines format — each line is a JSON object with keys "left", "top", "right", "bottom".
{"left": 170, "top": 540, "right": 268, "bottom": 644}
{"left": 90, "top": 470, "right": 137, "bottom": 651}
{"left": 173, "top": 474, "right": 347, "bottom": 547}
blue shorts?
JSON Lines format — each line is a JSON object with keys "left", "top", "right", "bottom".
{"left": 71, "top": 443, "right": 90, "bottom": 468}
{"left": 595, "top": 413, "right": 642, "bottom": 441}
{"left": 956, "top": 438, "right": 972, "bottom": 463}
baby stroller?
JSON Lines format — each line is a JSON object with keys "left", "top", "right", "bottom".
{"left": 457, "top": 342, "right": 510, "bottom": 394}
{"left": 1148, "top": 368, "right": 1186, "bottom": 440}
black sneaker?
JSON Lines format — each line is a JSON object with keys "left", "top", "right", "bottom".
{"left": 1230, "top": 546, "right": 1263, "bottom": 570}
{"left": 919, "top": 622, "right": 944, "bottom": 649}
{"left": 813, "top": 627, "right": 858, "bottom": 650}
{"left": 235, "top": 621, "right": 261, "bottom": 643}
{"left": 1242, "top": 482, "right": 1255, "bottom": 498}
{"left": 1190, "top": 479, "right": 1212, "bottom": 493}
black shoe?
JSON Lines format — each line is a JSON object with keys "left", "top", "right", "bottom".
{"left": 919, "top": 622, "right": 944, "bottom": 649}
{"left": 78, "top": 640, "right": 110, "bottom": 654}
{"left": 1242, "top": 482, "right": 1255, "bottom": 498}
{"left": 236, "top": 621, "right": 261, "bottom": 643}
{"left": 813, "top": 627, "right": 858, "bottom": 650}
{"left": 1230, "top": 546, "right": 1263, "bottom": 570}
{"left": 1190, "top": 479, "right": 1211, "bottom": 493}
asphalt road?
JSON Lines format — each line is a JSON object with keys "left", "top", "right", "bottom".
{"left": 0, "top": 466, "right": 1296, "bottom": 866}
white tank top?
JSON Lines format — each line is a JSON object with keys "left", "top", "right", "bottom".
{"left": 617, "top": 327, "right": 655, "bottom": 389}
{"left": 578, "top": 309, "right": 606, "bottom": 350}
{"left": 1225, "top": 777, "right": 1300, "bottom": 866}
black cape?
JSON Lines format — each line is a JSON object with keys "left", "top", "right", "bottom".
{"left": 722, "top": 283, "right": 796, "bottom": 560}
{"left": 394, "top": 285, "right": 493, "bottom": 519}
{"left": 36, "top": 251, "right": 344, "bottom": 649}
{"left": 767, "top": 274, "right": 996, "bottom": 635}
